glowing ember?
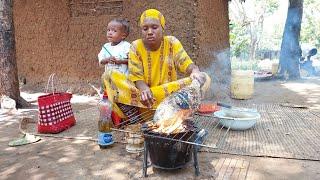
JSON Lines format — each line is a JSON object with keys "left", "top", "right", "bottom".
{"left": 152, "top": 109, "right": 192, "bottom": 134}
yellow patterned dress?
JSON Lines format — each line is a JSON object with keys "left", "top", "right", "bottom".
{"left": 104, "top": 36, "right": 194, "bottom": 118}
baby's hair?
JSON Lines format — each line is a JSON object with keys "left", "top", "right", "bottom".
{"left": 111, "top": 18, "right": 130, "bottom": 36}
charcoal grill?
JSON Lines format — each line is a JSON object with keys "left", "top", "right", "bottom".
{"left": 144, "top": 128, "right": 195, "bottom": 170}
{"left": 111, "top": 104, "right": 230, "bottom": 177}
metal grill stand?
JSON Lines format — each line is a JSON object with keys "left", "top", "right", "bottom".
{"left": 111, "top": 104, "right": 230, "bottom": 177}
{"left": 142, "top": 140, "right": 200, "bottom": 177}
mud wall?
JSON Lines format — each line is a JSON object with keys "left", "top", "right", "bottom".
{"left": 13, "top": 0, "right": 229, "bottom": 93}
{"left": 195, "top": 0, "right": 231, "bottom": 99}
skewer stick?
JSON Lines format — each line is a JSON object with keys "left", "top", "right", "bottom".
{"left": 102, "top": 46, "right": 113, "bottom": 57}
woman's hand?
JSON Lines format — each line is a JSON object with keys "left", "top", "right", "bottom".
{"left": 191, "top": 70, "right": 206, "bottom": 86}
{"left": 187, "top": 64, "right": 204, "bottom": 84}
{"left": 135, "top": 80, "right": 155, "bottom": 108}
{"left": 190, "top": 68, "right": 201, "bottom": 80}
{"left": 140, "top": 87, "right": 154, "bottom": 108}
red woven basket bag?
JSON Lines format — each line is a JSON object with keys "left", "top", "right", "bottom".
{"left": 37, "top": 74, "right": 76, "bottom": 133}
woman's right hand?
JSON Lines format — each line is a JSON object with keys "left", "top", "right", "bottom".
{"left": 141, "top": 87, "right": 154, "bottom": 108}
{"left": 135, "top": 80, "right": 155, "bottom": 108}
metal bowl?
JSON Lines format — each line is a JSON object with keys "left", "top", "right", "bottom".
{"left": 214, "top": 109, "right": 260, "bottom": 130}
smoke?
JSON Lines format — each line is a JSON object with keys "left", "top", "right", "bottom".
{"left": 202, "top": 48, "right": 231, "bottom": 101}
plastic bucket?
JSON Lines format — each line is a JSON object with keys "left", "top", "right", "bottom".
{"left": 231, "top": 70, "right": 254, "bottom": 99}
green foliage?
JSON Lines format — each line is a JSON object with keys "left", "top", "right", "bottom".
{"left": 301, "top": 0, "right": 320, "bottom": 49}
{"left": 229, "top": 0, "right": 280, "bottom": 60}
{"left": 264, "top": 0, "right": 279, "bottom": 14}
{"left": 229, "top": 23, "right": 250, "bottom": 58}
{"left": 231, "top": 58, "right": 260, "bottom": 71}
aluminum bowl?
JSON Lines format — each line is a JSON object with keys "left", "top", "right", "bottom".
{"left": 214, "top": 109, "right": 260, "bottom": 130}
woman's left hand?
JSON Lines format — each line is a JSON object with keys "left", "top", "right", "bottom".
{"left": 187, "top": 64, "right": 203, "bottom": 83}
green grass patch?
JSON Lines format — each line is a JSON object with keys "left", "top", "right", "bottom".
{"left": 231, "top": 59, "right": 260, "bottom": 71}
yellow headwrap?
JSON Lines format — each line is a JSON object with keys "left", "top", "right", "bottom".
{"left": 140, "top": 9, "right": 165, "bottom": 29}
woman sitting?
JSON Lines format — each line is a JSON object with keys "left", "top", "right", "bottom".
{"left": 104, "top": 9, "right": 206, "bottom": 124}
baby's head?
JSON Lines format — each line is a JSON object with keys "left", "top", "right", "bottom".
{"left": 106, "top": 18, "right": 130, "bottom": 45}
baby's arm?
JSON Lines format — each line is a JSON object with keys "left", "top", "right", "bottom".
{"left": 113, "top": 51, "right": 129, "bottom": 65}
{"left": 115, "top": 57, "right": 128, "bottom": 65}
{"left": 100, "top": 56, "right": 117, "bottom": 65}
{"left": 114, "top": 47, "right": 130, "bottom": 65}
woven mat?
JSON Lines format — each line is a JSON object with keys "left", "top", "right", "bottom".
{"left": 197, "top": 103, "right": 320, "bottom": 161}
{"left": 24, "top": 104, "right": 320, "bottom": 160}
{"left": 24, "top": 107, "right": 126, "bottom": 143}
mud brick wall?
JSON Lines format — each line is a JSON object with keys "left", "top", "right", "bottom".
{"left": 13, "top": 0, "right": 229, "bottom": 93}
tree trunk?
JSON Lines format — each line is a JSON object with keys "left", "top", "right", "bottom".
{"left": 0, "top": 0, "right": 28, "bottom": 107}
{"left": 249, "top": 31, "right": 258, "bottom": 61}
{"left": 278, "top": 0, "right": 304, "bottom": 79}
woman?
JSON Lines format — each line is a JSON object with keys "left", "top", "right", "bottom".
{"left": 104, "top": 9, "right": 205, "bottom": 121}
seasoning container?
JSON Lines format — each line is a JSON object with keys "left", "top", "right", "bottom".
{"left": 125, "top": 124, "right": 144, "bottom": 153}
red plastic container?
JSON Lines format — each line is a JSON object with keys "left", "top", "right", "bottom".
{"left": 111, "top": 111, "right": 122, "bottom": 127}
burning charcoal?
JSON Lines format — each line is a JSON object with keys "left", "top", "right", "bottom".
{"left": 154, "top": 109, "right": 192, "bottom": 134}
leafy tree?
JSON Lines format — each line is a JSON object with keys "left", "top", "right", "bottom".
{"left": 300, "top": 0, "right": 320, "bottom": 49}
{"left": 229, "top": 23, "right": 250, "bottom": 58}
{"left": 229, "top": 0, "right": 279, "bottom": 61}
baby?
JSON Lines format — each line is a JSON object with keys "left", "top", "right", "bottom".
{"left": 98, "top": 18, "right": 130, "bottom": 75}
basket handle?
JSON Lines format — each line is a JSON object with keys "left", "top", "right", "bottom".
{"left": 45, "top": 73, "right": 62, "bottom": 94}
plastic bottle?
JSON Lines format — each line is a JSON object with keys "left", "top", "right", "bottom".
{"left": 98, "top": 95, "right": 113, "bottom": 132}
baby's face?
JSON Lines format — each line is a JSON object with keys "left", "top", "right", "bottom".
{"left": 106, "top": 21, "right": 126, "bottom": 45}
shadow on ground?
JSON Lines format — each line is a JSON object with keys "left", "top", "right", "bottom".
{"left": 1, "top": 78, "right": 320, "bottom": 179}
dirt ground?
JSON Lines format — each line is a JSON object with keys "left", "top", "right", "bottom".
{"left": 1, "top": 78, "right": 320, "bottom": 180}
